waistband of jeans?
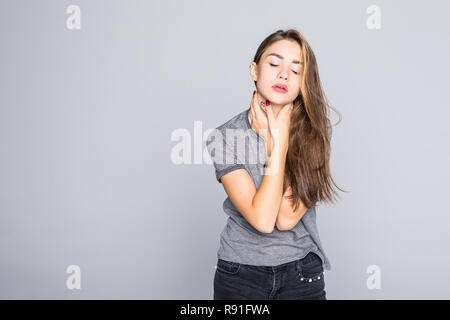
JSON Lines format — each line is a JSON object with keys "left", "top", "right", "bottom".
{"left": 238, "top": 251, "right": 319, "bottom": 271}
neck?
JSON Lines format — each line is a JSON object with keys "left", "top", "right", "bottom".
{"left": 269, "top": 104, "right": 283, "bottom": 118}
{"left": 248, "top": 104, "right": 284, "bottom": 130}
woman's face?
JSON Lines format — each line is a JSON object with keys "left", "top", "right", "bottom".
{"left": 250, "top": 39, "right": 303, "bottom": 107}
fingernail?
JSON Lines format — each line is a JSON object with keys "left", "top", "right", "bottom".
{"left": 253, "top": 90, "right": 256, "bottom": 95}
{"left": 265, "top": 100, "right": 270, "bottom": 106}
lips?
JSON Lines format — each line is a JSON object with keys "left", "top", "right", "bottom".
{"left": 272, "top": 83, "right": 288, "bottom": 92}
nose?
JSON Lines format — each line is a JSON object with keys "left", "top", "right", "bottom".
{"left": 279, "top": 70, "right": 288, "bottom": 80}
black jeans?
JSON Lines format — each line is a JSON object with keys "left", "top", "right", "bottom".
{"left": 213, "top": 251, "right": 327, "bottom": 300}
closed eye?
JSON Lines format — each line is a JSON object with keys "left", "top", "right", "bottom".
{"left": 269, "top": 63, "right": 299, "bottom": 75}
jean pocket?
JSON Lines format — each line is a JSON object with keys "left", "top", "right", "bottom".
{"left": 216, "top": 259, "right": 241, "bottom": 275}
{"left": 297, "top": 257, "right": 324, "bottom": 283}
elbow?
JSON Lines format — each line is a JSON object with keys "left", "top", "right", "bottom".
{"left": 258, "top": 226, "right": 275, "bottom": 234}
{"left": 276, "top": 207, "right": 308, "bottom": 231}
{"left": 256, "top": 219, "right": 275, "bottom": 234}
{"left": 276, "top": 220, "right": 293, "bottom": 231}
{"left": 276, "top": 213, "right": 302, "bottom": 231}
{"left": 249, "top": 205, "right": 275, "bottom": 234}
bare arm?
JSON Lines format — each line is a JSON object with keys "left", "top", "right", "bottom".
{"left": 265, "top": 133, "right": 307, "bottom": 231}
{"left": 221, "top": 140, "right": 287, "bottom": 234}
{"left": 252, "top": 139, "right": 287, "bottom": 232}
{"left": 275, "top": 186, "right": 308, "bottom": 231}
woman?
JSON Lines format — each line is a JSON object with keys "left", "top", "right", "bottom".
{"left": 206, "top": 29, "right": 344, "bottom": 300}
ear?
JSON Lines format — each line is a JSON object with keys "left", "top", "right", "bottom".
{"left": 249, "top": 62, "right": 258, "bottom": 82}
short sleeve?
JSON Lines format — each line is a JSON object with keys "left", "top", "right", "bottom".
{"left": 206, "top": 128, "right": 246, "bottom": 184}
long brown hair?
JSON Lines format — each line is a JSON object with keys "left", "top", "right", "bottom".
{"left": 252, "top": 29, "right": 347, "bottom": 210}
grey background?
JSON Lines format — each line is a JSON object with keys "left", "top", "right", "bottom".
{"left": 1, "top": 0, "right": 449, "bottom": 299}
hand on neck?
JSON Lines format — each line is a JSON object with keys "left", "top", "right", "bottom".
{"left": 255, "top": 92, "right": 286, "bottom": 119}
{"left": 268, "top": 104, "right": 283, "bottom": 118}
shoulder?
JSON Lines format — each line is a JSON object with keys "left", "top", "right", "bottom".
{"left": 206, "top": 109, "right": 249, "bottom": 143}
{"left": 217, "top": 108, "right": 248, "bottom": 131}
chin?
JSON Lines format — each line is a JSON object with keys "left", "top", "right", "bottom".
{"left": 267, "top": 96, "right": 291, "bottom": 105}
{"left": 260, "top": 89, "right": 291, "bottom": 104}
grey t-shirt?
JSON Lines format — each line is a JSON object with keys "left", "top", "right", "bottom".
{"left": 206, "top": 108, "right": 332, "bottom": 270}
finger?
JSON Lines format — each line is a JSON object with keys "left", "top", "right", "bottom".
{"left": 266, "top": 105, "right": 275, "bottom": 125}
{"left": 257, "top": 105, "right": 267, "bottom": 120}
{"left": 252, "top": 92, "right": 263, "bottom": 119}
{"left": 249, "top": 91, "right": 256, "bottom": 119}
{"left": 254, "top": 99, "right": 267, "bottom": 119}
{"left": 259, "top": 100, "right": 267, "bottom": 114}
{"left": 252, "top": 91, "right": 261, "bottom": 110}
{"left": 281, "top": 102, "right": 294, "bottom": 116}
{"left": 282, "top": 102, "right": 293, "bottom": 110}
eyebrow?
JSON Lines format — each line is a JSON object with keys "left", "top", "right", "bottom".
{"left": 266, "top": 52, "right": 302, "bottom": 65}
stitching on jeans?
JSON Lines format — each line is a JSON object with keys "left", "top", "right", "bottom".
{"left": 216, "top": 260, "right": 241, "bottom": 275}
{"left": 297, "top": 270, "right": 324, "bottom": 283}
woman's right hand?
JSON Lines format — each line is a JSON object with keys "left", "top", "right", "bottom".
{"left": 266, "top": 102, "right": 293, "bottom": 154}
{"left": 248, "top": 90, "right": 270, "bottom": 144}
